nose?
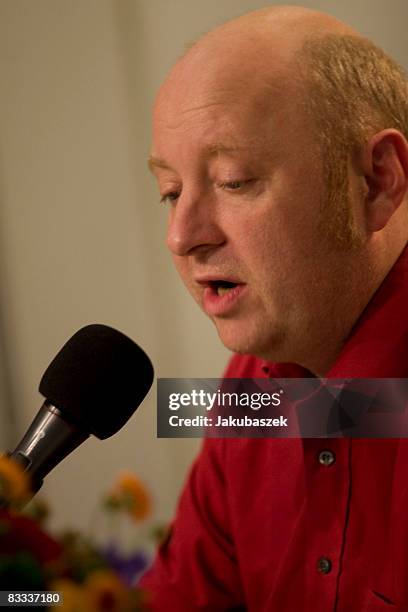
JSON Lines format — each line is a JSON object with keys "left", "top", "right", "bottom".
{"left": 166, "top": 191, "right": 226, "bottom": 256}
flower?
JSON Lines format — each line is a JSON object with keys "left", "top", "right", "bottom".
{"left": 0, "top": 510, "right": 62, "bottom": 566}
{"left": 0, "top": 455, "right": 31, "bottom": 508}
{"left": 101, "top": 543, "right": 148, "bottom": 587}
{"left": 83, "top": 569, "right": 132, "bottom": 611}
{"left": 105, "top": 473, "right": 151, "bottom": 522}
{"left": 48, "top": 578, "right": 85, "bottom": 612}
{"left": 0, "top": 467, "right": 154, "bottom": 608}
{"left": 25, "top": 497, "right": 50, "bottom": 526}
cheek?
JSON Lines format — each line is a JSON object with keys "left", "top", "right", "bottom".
{"left": 239, "top": 220, "right": 315, "bottom": 307}
{"left": 239, "top": 219, "right": 291, "bottom": 272}
{"left": 171, "top": 255, "right": 196, "bottom": 291}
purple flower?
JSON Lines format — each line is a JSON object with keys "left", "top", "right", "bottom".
{"left": 101, "top": 543, "right": 149, "bottom": 587}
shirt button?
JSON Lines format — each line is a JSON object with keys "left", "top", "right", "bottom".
{"left": 317, "top": 557, "right": 332, "bottom": 574}
{"left": 318, "top": 449, "right": 335, "bottom": 467}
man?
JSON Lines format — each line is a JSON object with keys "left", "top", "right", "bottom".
{"left": 142, "top": 5, "right": 408, "bottom": 611}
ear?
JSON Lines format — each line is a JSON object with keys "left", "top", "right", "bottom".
{"left": 362, "top": 129, "right": 408, "bottom": 232}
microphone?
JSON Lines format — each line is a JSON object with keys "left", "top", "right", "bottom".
{"left": 0, "top": 324, "right": 154, "bottom": 507}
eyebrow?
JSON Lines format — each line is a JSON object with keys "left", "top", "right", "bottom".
{"left": 147, "top": 142, "right": 245, "bottom": 173}
{"left": 147, "top": 156, "right": 172, "bottom": 172}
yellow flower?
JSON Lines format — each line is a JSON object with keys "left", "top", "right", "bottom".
{"left": 83, "top": 569, "right": 132, "bottom": 612}
{"left": 0, "top": 454, "right": 31, "bottom": 506}
{"left": 48, "top": 579, "right": 85, "bottom": 612}
{"left": 107, "top": 473, "right": 151, "bottom": 522}
{"left": 25, "top": 496, "right": 50, "bottom": 525}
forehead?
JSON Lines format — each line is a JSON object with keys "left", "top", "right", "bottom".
{"left": 151, "top": 37, "right": 318, "bottom": 172}
{"left": 152, "top": 76, "right": 303, "bottom": 165}
{"left": 152, "top": 109, "right": 283, "bottom": 179}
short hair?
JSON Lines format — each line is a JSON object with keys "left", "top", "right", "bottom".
{"left": 297, "top": 34, "right": 408, "bottom": 245}
{"left": 301, "top": 34, "right": 408, "bottom": 142}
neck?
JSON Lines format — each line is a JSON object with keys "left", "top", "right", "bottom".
{"left": 302, "top": 240, "right": 408, "bottom": 376}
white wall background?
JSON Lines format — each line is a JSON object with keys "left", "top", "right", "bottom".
{"left": 0, "top": 0, "right": 407, "bottom": 538}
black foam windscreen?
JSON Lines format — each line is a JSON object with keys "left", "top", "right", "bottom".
{"left": 39, "top": 324, "right": 154, "bottom": 439}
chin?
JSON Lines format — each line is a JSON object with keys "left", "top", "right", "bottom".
{"left": 214, "top": 317, "right": 287, "bottom": 360}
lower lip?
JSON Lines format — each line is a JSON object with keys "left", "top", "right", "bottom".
{"left": 202, "top": 284, "right": 247, "bottom": 316}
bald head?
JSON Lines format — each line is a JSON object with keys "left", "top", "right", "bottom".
{"left": 186, "top": 5, "right": 358, "bottom": 57}
{"left": 156, "top": 4, "right": 407, "bottom": 140}
{"left": 151, "top": 5, "right": 408, "bottom": 371}
{"left": 157, "top": 6, "right": 358, "bottom": 122}
{"left": 153, "top": 5, "right": 408, "bottom": 235}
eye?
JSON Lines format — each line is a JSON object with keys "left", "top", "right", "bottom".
{"left": 160, "top": 191, "right": 180, "bottom": 204}
{"left": 218, "top": 179, "right": 254, "bottom": 191}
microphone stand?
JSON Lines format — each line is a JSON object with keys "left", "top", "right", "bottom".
{"left": 0, "top": 403, "right": 89, "bottom": 510}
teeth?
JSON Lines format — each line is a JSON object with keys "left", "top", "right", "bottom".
{"left": 217, "top": 286, "right": 233, "bottom": 296}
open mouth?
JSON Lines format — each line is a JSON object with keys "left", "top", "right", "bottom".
{"left": 208, "top": 280, "right": 239, "bottom": 296}
{"left": 198, "top": 277, "right": 247, "bottom": 316}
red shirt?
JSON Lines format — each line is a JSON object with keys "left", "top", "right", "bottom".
{"left": 141, "top": 247, "right": 408, "bottom": 611}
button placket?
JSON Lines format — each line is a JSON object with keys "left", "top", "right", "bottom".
{"left": 318, "top": 449, "right": 336, "bottom": 467}
{"left": 317, "top": 556, "right": 332, "bottom": 575}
